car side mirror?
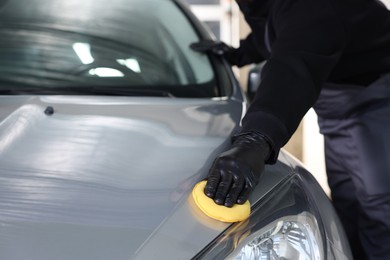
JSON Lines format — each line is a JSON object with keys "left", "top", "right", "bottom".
{"left": 247, "top": 61, "right": 266, "bottom": 102}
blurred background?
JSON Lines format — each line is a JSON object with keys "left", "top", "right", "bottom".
{"left": 184, "top": 0, "right": 390, "bottom": 195}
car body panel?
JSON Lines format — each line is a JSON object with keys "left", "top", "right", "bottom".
{"left": 0, "top": 95, "right": 291, "bottom": 259}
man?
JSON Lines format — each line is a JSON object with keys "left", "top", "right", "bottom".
{"left": 196, "top": 0, "right": 390, "bottom": 259}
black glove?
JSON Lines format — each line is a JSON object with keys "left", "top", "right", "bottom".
{"left": 190, "top": 39, "right": 234, "bottom": 57}
{"left": 205, "top": 132, "right": 271, "bottom": 207}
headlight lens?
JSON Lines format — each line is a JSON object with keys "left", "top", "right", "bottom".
{"left": 228, "top": 213, "right": 322, "bottom": 260}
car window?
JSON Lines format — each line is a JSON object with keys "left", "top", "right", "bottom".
{"left": 0, "top": 0, "right": 217, "bottom": 97}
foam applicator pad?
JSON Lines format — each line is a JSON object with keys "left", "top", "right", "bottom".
{"left": 192, "top": 180, "right": 250, "bottom": 222}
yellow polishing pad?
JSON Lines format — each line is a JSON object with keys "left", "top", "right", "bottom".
{"left": 191, "top": 180, "right": 250, "bottom": 223}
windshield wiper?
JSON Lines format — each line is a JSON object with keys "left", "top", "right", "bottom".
{"left": 0, "top": 86, "right": 175, "bottom": 97}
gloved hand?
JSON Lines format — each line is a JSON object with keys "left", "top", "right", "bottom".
{"left": 190, "top": 39, "right": 234, "bottom": 57}
{"left": 205, "top": 132, "right": 271, "bottom": 207}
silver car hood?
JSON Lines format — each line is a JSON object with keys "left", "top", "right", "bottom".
{"left": 0, "top": 95, "right": 291, "bottom": 260}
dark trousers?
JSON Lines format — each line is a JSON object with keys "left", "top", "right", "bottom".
{"left": 314, "top": 74, "right": 390, "bottom": 260}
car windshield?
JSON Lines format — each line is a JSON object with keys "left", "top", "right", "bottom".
{"left": 0, "top": 0, "right": 217, "bottom": 97}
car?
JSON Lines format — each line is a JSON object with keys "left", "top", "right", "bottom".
{"left": 0, "top": 0, "right": 352, "bottom": 259}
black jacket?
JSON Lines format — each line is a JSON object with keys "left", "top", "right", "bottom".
{"left": 232, "top": 0, "right": 390, "bottom": 162}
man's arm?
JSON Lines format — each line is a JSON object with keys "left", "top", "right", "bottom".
{"left": 190, "top": 34, "right": 265, "bottom": 67}
{"left": 242, "top": 0, "right": 347, "bottom": 157}
{"left": 206, "top": 0, "right": 347, "bottom": 206}
{"left": 229, "top": 33, "right": 267, "bottom": 67}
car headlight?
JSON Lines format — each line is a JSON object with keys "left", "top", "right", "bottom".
{"left": 227, "top": 213, "right": 322, "bottom": 260}
{"left": 193, "top": 169, "right": 351, "bottom": 260}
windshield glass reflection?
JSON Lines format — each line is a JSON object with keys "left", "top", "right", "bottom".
{"left": 0, "top": 0, "right": 217, "bottom": 97}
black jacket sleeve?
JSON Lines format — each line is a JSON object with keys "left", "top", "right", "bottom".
{"left": 227, "top": 0, "right": 273, "bottom": 67}
{"left": 228, "top": 33, "right": 266, "bottom": 67}
{"left": 240, "top": 0, "right": 347, "bottom": 162}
